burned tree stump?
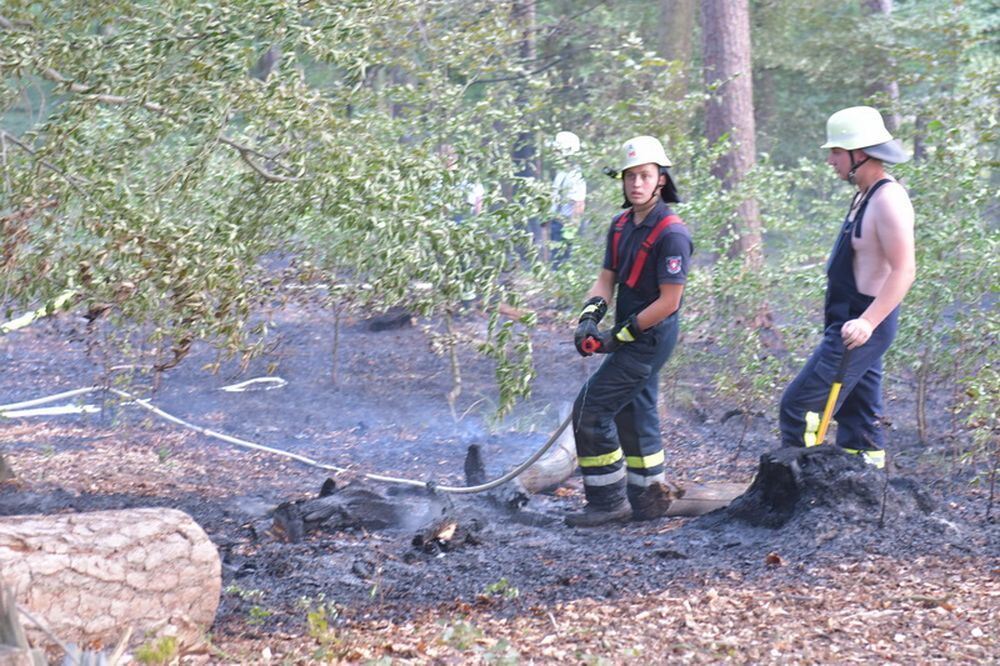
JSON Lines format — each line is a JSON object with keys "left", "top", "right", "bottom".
{"left": 723, "top": 445, "right": 935, "bottom": 528}
{"left": 0, "top": 508, "right": 221, "bottom": 651}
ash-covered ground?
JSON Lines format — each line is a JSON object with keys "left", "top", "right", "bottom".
{"left": 1, "top": 300, "right": 996, "bottom": 641}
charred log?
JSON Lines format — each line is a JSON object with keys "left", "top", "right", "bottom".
{"left": 366, "top": 308, "right": 413, "bottom": 331}
{"left": 461, "top": 445, "right": 554, "bottom": 525}
{"left": 463, "top": 444, "right": 487, "bottom": 486}
{"left": 411, "top": 518, "right": 482, "bottom": 555}
{"left": 271, "top": 482, "right": 447, "bottom": 542}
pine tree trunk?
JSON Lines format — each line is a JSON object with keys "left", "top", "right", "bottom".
{"left": 701, "top": 0, "right": 762, "bottom": 264}
{"left": 0, "top": 508, "right": 220, "bottom": 651}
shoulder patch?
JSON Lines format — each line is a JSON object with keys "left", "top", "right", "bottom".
{"left": 666, "top": 256, "right": 682, "bottom": 274}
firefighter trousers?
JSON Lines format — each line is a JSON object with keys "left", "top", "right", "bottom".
{"left": 572, "top": 314, "right": 678, "bottom": 508}
{"left": 779, "top": 310, "right": 898, "bottom": 451}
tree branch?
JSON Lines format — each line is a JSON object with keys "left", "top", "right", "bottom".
{"left": 473, "top": 53, "right": 570, "bottom": 85}
{"left": 217, "top": 136, "right": 303, "bottom": 183}
{"left": 0, "top": 16, "right": 302, "bottom": 184}
{"left": 0, "top": 129, "right": 94, "bottom": 198}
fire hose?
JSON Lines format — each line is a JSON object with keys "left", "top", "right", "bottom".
{"left": 0, "top": 386, "right": 570, "bottom": 495}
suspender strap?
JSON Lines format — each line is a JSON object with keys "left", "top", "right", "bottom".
{"left": 623, "top": 214, "right": 681, "bottom": 288}
{"left": 610, "top": 211, "right": 631, "bottom": 271}
{"left": 852, "top": 178, "right": 892, "bottom": 239}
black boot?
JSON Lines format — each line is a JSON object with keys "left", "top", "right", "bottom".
{"left": 564, "top": 500, "right": 632, "bottom": 528}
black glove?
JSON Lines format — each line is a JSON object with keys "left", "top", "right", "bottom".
{"left": 574, "top": 296, "right": 607, "bottom": 357}
{"left": 574, "top": 319, "right": 600, "bottom": 356}
{"left": 595, "top": 314, "right": 642, "bottom": 354}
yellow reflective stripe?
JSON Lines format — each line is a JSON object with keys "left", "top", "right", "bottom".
{"left": 803, "top": 411, "right": 820, "bottom": 447}
{"left": 580, "top": 304, "right": 601, "bottom": 317}
{"left": 843, "top": 448, "right": 886, "bottom": 469}
{"left": 579, "top": 448, "right": 624, "bottom": 468}
{"left": 616, "top": 326, "right": 635, "bottom": 342}
{"left": 625, "top": 450, "right": 665, "bottom": 469}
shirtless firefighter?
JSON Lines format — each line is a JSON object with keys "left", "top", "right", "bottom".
{"left": 779, "top": 106, "right": 916, "bottom": 468}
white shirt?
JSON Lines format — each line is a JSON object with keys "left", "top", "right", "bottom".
{"left": 551, "top": 168, "right": 586, "bottom": 218}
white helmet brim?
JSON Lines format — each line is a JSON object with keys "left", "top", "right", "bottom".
{"left": 861, "top": 139, "right": 910, "bottom": 164}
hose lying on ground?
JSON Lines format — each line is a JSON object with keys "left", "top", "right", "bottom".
{"left": 0, "top": 386, "right": 570, "bottom": 495}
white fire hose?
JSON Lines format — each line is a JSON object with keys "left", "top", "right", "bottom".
{"left": 0, "top": 386, "right": 570, "bottom": 495}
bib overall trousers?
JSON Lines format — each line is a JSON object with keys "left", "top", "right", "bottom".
{"left": 573, "top": 312, "right": 678, "bottom": 509}
{"left": 572, "top": 205, "right": 686, "bottom": 511}
{"left": 779, "top": 178, "right": 899, "bottom": 452}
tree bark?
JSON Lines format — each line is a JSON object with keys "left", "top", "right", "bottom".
{"left": 701, "top": 0, "right": 762, "bottom": 264}
{"left": 861, "top": 0, "right": 901, "bottom": 131}
{"left": 0, "top": 508, "right": 220, "bottom": 651}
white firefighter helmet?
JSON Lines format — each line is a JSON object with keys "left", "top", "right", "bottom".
{"left": 619, "top": 135, "right": 672, "bottom": 172}
{"left": 553, "top": 130, "right": 581, "bottom": 156}
{"left": 821, "top": 106, "right": 909, "bottom": 164}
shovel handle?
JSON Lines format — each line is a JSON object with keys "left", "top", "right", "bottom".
{"left": 833, "top": 345, "right": 852, "bottom": 383}
{"left": 581, "top": 336, "right": 601, "bottom": 354}
{"left": 816, "top": 347, "right": 853, "bottom": 445}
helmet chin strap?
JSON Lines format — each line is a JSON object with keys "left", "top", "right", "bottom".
{"left": 847, "top": 149, "right": 871, "bottom": 185}
{"left": 636, "top": 188, "right": 660, "bottom": 208}
{"left": 629, "top": 176, "right": 666, "bottom": 210}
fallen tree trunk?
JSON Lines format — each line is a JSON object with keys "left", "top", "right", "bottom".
{"left": 0, "top": 508, "right": 220, "bottom": 651}
{"left": 634, "top": 481, "right": 749, "bottom": 519}
{"left": 512, "top": 406, "right": 748, "bottom": 516}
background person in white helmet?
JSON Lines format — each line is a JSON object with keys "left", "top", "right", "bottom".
{"left": 437, "top": 143, "right": 485, "bottom": 221}
{"left": 543, "top": 130, "right": 587, "bottom": 266}
{"left": 565, "top": 135, "right": 692, "bottom": 527}
{"left": 779, "top": 106, "right": 916, "bottom": 468}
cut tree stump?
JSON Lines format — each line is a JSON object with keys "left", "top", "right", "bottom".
{"left": 0, "top": 508, "right": 220, "bottom": 651}
{"left": 722, "top": 445, "right": 935, "bottom": 528}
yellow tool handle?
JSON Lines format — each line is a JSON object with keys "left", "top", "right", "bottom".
{"left": 815, "top": 348, "right": 853, "bottom": 446}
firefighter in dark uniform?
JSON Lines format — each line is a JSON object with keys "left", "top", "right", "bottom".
{"left": 779, "top": 106, "right": 915, "bottom": 467}
{"left": 566, "top": 135, "right": 693, "bottom": 527}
